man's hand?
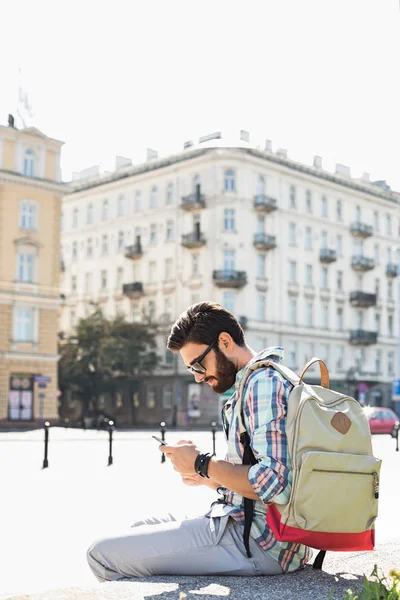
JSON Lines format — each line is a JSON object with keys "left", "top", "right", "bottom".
{"left": 181, "top": 473, "right": 204, "bottom": 487}
{"left": 160, "top": 441, "right": 200, "bottom": 474}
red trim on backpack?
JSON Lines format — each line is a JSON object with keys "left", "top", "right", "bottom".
{"left": 266, "top": 504, "right": 375, "bottom": 551}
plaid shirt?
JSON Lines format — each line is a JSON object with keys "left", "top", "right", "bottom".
{"left": 208, "top": 347, "right": 312, "bottom": 573}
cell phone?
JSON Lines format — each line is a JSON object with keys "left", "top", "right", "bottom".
{"left": 152, "top": 435, "right": 166, "bottom": 445}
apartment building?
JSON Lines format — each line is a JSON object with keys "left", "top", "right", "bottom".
{"left": 61, "top": 143, "right": 400, "bottom": 426}
{"left": 0, "top": 115, "right": 65, "bottom": 426}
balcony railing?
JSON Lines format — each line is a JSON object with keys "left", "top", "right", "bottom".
{"left": 349, "top": 291, "right": 377, "bottom": 307}
{"left": 181, "top": 231, "right": 206, "bottom": 248}
{"left": 123, "top": 282, "right": 144, "bottom": 298}
{"left": 253, "top": 233, "right": 276, "bottom": 250}
{"left": 386, "top": 263, "right": 398, "bottom": 278}
{"left": 319, "top": 248, "right": 337, "bottom": 263}
{"left": 253, "top": 195, "right": 277, "bottom": 213}
{"left": 181, "top": 186, "right": 206, "bottom": 210}
{"left": 351, "top": 256, "right": 375, "bottom": 271}
{"left": 350, "top": 222, "right": 373, "bottom": 238}
{"left": 213, "top": 270, "right": 247, "bottom": 288}
{"left": 125, "top": 243, "right": 143, "bottom": 260}
{"left": 349, "top": 330, "right": 378, "bottom": 345}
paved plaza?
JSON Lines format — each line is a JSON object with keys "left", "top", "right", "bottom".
{"left": 0, "top": 428, "right": 399, "bottom": 599}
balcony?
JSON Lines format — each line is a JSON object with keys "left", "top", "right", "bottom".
{"left": 125, "top": 242, "right": 143, "bottom": 260}
{"left": 181, "top": 186, "right": 206, "bottom": 211}
{"left": 351, "top": 256, "right": 375, "bottom": 271}
{"left": 253, "top": 233, "right": 276, "bottom": 251}
{"left": 319, "top": 248, "right": 337, "bottom": 263}
{"left": 350, "top": 222, "right": 373, "bottom": 238}
{"left": 349, "top": 291, "right": 377, "bottom": 307}
{"left": 123, "top": 282, "right": 144, "bottom": 298}
{"left": 349, "top": 330, "right": 378, "bottom": 345}
{"left": 253, "top": 195, "right": 277, "bottom": 213}
{"left": 213, "top": 270, "right": 247, "bottom": 288}
{"left": 386, "top": 263, "right": 398, "bottom": 278}
{"left": 181, "top": 231, "right": 206, "bottom": 249}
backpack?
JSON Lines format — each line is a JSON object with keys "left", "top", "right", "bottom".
{"left": 236, "top": 356, "right": 381, "bottom": 570}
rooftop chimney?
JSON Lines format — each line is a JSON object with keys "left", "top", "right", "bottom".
{"left": 313, "top": 156, "right": 322, "bottom": 169}
{"left": 8, "top": 114, "right": 15, "bottom": 128}
{"left": 146, "top": 148, "right": 158, "bottom": 161}
{"left": 115, "top": 156, "right": 132, "bottom": 170}
{"left": 335, "top": 163, "right": 351, "bottom": 178}
{"left": 361, "top": 172, "right": 370, "bottom": 183}
{"left": 264, "top": 140, "right": 272, "bottom": 152}
{"left": 240, "top": 130, "right": 250, "bottom": 143}
{"left": 277, "top": 148, "right": 287, "bottom": 158}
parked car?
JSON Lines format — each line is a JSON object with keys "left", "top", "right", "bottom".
{"left": 363, "top": 406, "right": 400, "bottom": 437}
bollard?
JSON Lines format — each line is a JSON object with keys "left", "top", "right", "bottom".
{"left": 108, "top": 420, "right": 114, "bottom": 466}
{"left": 64, "top": 418, "right": 69, "bottom": 429}
{"left": 42, "top": 421, "right": 50, "bottom": 469}
{"left": 396, "top": 424, "right": 399, "bottom": 452}
{"left": 160, "top": 421, "right": 166, "bottom": 463}
{"left": 210, "top": 421, "right": 217, "bottom": 456}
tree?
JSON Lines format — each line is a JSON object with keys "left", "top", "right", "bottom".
{"left": 58, "top": 308, "right": 159, "bottom": 421}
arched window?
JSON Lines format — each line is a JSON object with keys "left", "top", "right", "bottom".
{"left": 256, "top": 175, "right": 265, "bottom": 197}
{"left": 23, "top": 150, "right": 35, "bottom": 177}
{"left": 193, "top": 175, "right": 201, "bottom": 189}
{"left": 87, "top": 203, "right": 94, "bottom": 225}
{"left": 118, "top": 195, "right": 126, "bottom": 217}
{"left": 166, "top": 183, "right": 174, "bottom": 205}
{"left": 102, "top": 199, "right": 109, "bottom": 220}
{"left": 224, "top": 170, "right": 236, "bottom": 192}
{"left": 150, "top": 186, "right": 158, "bottom": 208}
{"left": 72, "top": 208, "right": 79, "bottom": 228}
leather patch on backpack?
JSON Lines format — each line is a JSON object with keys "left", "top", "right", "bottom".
{"left": 331, "top": 412, "right": 352, "bottom": 434}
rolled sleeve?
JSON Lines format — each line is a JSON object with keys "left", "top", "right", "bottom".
{"left": 244, "top": 372, "right": 292, "bottom": 505}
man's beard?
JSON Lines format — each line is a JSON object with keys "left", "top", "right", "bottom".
{"left": 207, "top": 346, "right": 238, "bottom": 394}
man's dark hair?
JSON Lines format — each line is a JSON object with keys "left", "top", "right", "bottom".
{"left": 167, "top": 301, "right": 245, "bottom": 351}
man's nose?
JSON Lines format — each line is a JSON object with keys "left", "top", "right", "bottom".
{"left": 193, "top": 372, "right": 205, "bottom": 383}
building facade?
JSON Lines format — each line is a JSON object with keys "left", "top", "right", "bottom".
{"left": 0, "top": 117, "right": 64, "bottom": 426}
{"left": 60, "top": 144, "right": 400, "bottom": 426}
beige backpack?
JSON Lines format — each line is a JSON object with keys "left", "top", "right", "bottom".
{"left": 236, "top": 357, "right": 381, "bottom": 570}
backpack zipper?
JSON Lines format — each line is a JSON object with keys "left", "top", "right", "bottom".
{"left": 312, "top": 469, "right": 379, "bottom": 499}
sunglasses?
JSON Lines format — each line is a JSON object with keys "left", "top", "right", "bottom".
{"left": 187, "top": 339, "right": 218, "bottom": 374}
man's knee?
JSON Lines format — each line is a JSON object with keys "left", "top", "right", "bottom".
{"left": 87, "top": 538, "right": 115, "bottom": 581}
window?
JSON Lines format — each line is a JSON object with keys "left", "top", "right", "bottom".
{"left": 165, "top": 258, "right": 173, "bottom": 280}
{"left": 289, "top": 299, "right": 297, "bottom": 324}
{"left": 289, "top": 223, "right": 296, "bottom": 245}
{"left": 336, "top": 199, "right": 342, "bottom": 221}
{"left": 375, "top": 350, "right": 381, "bottom": 374}
{"left": 375, "top": 278, "right": 380, "bottom": 298}
{"left": 162, "top": 385, "right": 173, "bottom": 409}
{"left": 148, "top": 300, "right": 156, "bottom": 321}
{"left": 192, "top": 254, "right": 199, "bottom": 275}
{"left": 117, "top": 195, "right": 126, "bottom": 217}
{"left": 375, "top": 312, "right": 381, "bottom": 333}
{"left": 256, "top": 175, "right": 265, "bottom": 197}
{"left": 387, "top": 246, "right": 392, "bottom": 264}
{"left": 102, "top": 199, "right": 109, "bottom": 220}
{"left": 101, "top": 234, "right": 108, "bottom": 256}
{"left": 86, "top": 238, "right": 93, "bottom": 258}
{"left": 388, "top": 314, "right": 394, "bottom": 337}
{"left": 321, "top": 196, "right": 328, "bottom": 217}
{"left": 117, "top": 267, "right": 123, "bottom": 288}
{"left": 288, "top": 342, "right": 297, "bottom": 368}
{"left": 224, "top": 170, "right": 236, "bottom": 192}
{"left": 257, "top": 254, "right": 266, "bottom": 278}
{"left": 305, "top": 227, "right": 312, "bottom": 250}
{"left": 304, "top": 342, "right": 315, "bottom": 363}
{"left": 101, "top": 270, "right": 107, "bottom": 290}
{"left": 321, "top": 231, "right": 328, "bottom": 250}
{"left": 134, "top": 191, "right": 142, "bottom": 212}
{"left": 223, "top": 250, "right": 235, "bottom": 271}
{"left": 289, "top": 185, "right": 296, "bottom": 208}
{"left": 17, "top": 248, "right": 36, "bottom": 283}
{"left": 70, "top": 310, "right": 76, "bottom": 329}
{"left": 23, "top": 150, "right": 34, "bottom": 177}
{"left": 386, "top": 214, "right": 392, "bottom": 235}
{"left": 374, "top": 244, "right": 380, "bottom": 265}
{"left": 322, "top": 305, "right": 329, "bottom": 329}
{"left": 388, "top": 280, "right": 393, "bottom": 300}
{"left": 166, "top": 183, "right": 174, "bottom": 205}
{"left": 193, "top": 174, "right": 201, "bottom": 190}
{"left": 72, "top": 241, "right": 78, "bottom": 261}
{"left": 118, "top": 231, "right": 125, "bottom": 252}
{"left": 71, "top": 275, "right": 77, "bottom": 293}
{"left": 305, "top": 264, "right": 313, "bottom": 286}
{"left": 355, "top": 205, "right": 361, "bottom": 223}
{"left": 289, "top": 260, "right": 297, "bottom": 283}
{"left": 165, "top": 348, "right": 174, "bottom": 368}
{"left": 149, "top": 261, "right": 157, "bottom": 282}
{"left": 166, "top": 220, "right": 175, "bottom": 241}
{"left": 336, "top": 346, "right": 344, "bottom": 371}
{"left": 223, "top": 291, "right": 235, "bottom": 314}
{"left": 306, "top": 302, "right": 313, "bottom": 327}
{"left": 257, "top": 294, "right": 266, "bottom": 321}
{"left": 146, "top": 386, "right": 157, "bottom": 409}
{"left": 356, "top": 310, "right": 363, "bottom": 330}
{"left": 388, "top": 352, "right": 395, "bottom": 377}
{"left": 257, "top": 214, "right": 265, "bottom": 233}
{"left": 72, "top": 208, "right": 79, "bottom": 228}
{"left": 13, "top": 307, "right": 35, "bottom": 341}
{"left": 85, "top": 272, "right": 92, "bottom": 293}
{"left": 150, "top": 186, "right": 158, "bottom": 208}
{"left": 305, "top": 190, "right": 312, "bottom": 213}
{"left": 164, "top": 297, "right": 172, "bottom": 322}
{"left": 19, "top": 200, "right": 37, "bottom": 230}
{"left": 321, "top": 266, "right": 328, "bottom": 289}
{"left": 224, "top": 209, "right": 235, "bottom": 232}
{"left": 337, "top": 307, "right": 343, "bottom": 330}
{"left": 336, "top": 270, "right": 343, "bottom": 290}
{"left": 374, "top": 211, "right": 379, "bottom": 232}
{"left": 150, "top": 224, "right": 157, "bottom": 244}
{"left": 320, "top": 343, "right": 329, "bottom": 364}
{"left": 336, "top": 234, "right": 342, "bottom": 257}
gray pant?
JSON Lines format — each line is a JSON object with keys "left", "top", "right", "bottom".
{"left": 87, "top": 513, "right": 283, "bottom": 581}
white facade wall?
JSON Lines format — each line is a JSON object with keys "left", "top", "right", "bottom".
{"left": 61, "top": 147, "right": 400, "bottom": 388}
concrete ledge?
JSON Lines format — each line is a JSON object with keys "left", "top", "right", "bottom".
{"left": 5, "top": 541, "right": 400, "bottom": 600}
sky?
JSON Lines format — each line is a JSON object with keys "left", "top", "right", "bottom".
{"left": 0, "top": 0, "right": 399, "bottom": 188}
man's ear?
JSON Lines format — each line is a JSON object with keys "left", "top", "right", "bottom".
{"left": 218, "top": 332, "right": 234, "bottom": 352}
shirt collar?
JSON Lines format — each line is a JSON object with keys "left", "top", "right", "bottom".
{"left": 234, "top": 346, "right": 284, "bottom": 389}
